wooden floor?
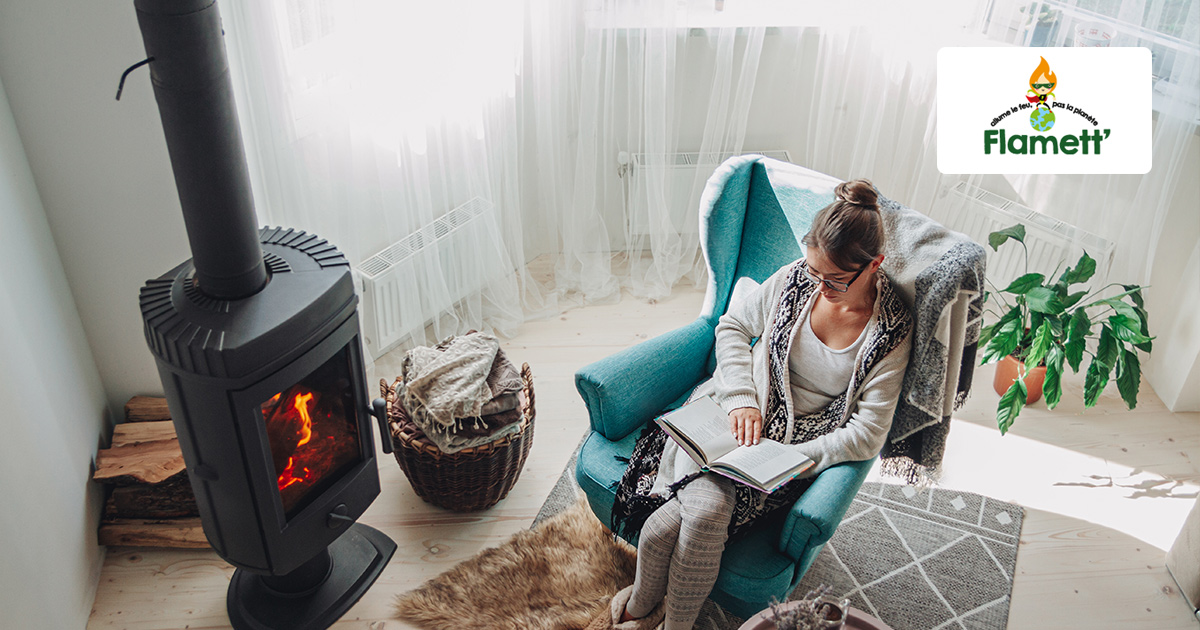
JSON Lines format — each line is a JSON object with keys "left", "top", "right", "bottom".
{"left": 87, "top": 283, "right": 1200, "bottom": 629}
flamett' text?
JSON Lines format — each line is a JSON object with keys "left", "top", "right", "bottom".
{"left": 983, "top": 128, "right": 1111, "bottom": 155}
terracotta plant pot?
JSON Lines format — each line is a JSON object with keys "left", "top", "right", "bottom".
{"left": 993, "top": 354, "right": 1047, "bottom": 404}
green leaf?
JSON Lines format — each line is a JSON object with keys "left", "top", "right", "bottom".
{"left": 1065, "top": 309, "right": 1091, "bottom": 372}
{"left": 997, "top": 377, "right": 1027, "bottom": 435}
{"left": 1030, "top": 311, "right": 1045, "bottom": 339}
{"left": 1026, "top": 287, "right": 1065, "bottom": 314}
{"left": 979, "top": 323, "right": 996, "bottom": 347}
{"left": 1003, "top": 273, "right": 1046, "bottom": 294}
{"left": 1097, "top": 298, "right": 1141, "bottom": 322}
{"left": 989, "top": 224, "right": 1026, "bottom": 251}
{"left": 1059, "top": 252, "right": 1097, "bottom": 286}
{"left": 1115, "top": 349, "right": 1141, "bottom": 410}
{"left": 1061, "top": 291, "right": 1087, "bottom": 310}
{"left": 1095, "top": 325, "right": 1119, "bottom": 372}
{"left": 982, "top": 318, "right": 1023, "bottom": 364}
{"left": 1120, "top": 286, "right": 1153, "bottom": 353}
{"left": 1121, "top": 284, "right": 1145, "bottom": 310}
{"left": 1050, "top": 313, "right": 1066, "bottom": 338}
{"left": 980, "top": 308, "right": 1021, "bottom": 348}
{"left": 1043, "top": 344, "right": 1065, "bottom": 409}
{"left": 1107, "top": 314, "right": 1153, "bottom": 344}
{"left": 1083, "top": 358, "right": 1109, "bottom": 408}
{"left": 1026, "top": 320, "right": 1053, "bottom": 368}
{"left": 1134, "top": 309, "right": 1152, "bottom": 351}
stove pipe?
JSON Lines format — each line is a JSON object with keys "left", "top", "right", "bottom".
{"left": 134, "top": 0, "right": 268, "bottom": 300}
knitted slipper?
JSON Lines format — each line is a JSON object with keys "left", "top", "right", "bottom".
{"left": 610, "top": 585, "right": 665, "bottom": 630}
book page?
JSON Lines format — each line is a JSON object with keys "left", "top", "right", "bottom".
{"left": 712, "top": 439, "right": 809, "bottom": 489}
{"left": 699, "top": 431, "right": 739, "bottom": 460}
{"left": 659, "top": 397, "right": 738, "bottom": 461}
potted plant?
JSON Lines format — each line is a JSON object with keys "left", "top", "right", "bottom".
{"left": 979, "top": 224, "right": 1154, "bottom": 434}
{"left": 739, "top": 585, "right": 849, "bottom": 630}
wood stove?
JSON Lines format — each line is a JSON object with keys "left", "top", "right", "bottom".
{"left": 130, "top": 1, "right": 396, "bottom": 628}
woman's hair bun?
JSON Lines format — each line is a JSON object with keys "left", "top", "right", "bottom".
{"left": 834, "top": 179, "right": 878, "bottom": 211}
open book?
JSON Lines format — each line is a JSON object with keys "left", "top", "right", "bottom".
{"left": 656, "top": 396, "right": 814, "bottom": 493}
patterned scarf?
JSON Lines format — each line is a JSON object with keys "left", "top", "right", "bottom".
{"left": 610, "top": 260, "right": 911, "bottom": 540}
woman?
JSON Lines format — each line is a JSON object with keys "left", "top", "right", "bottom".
{"left": 594, "top": 180, "right": 914, "bottom": 630}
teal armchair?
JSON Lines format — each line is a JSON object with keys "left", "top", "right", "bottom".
{"left": 574, "top": 156, "right": 872, "bottom": 619}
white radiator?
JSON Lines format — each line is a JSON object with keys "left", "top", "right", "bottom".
{"left": 936, "top": 181, "right": 1115, "bottom": 295}
{"left": 620, "top": 150, "right": 792, "bottom": 237}
{"left": 355, "top": 197, "right": 500, "bottom": 360}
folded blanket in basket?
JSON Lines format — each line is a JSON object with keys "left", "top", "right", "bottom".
{"left": 455, "top": 407, "right": 523, "bottom": 440}
{"left": 398, "top": 332, "right": 524, "bottom": 453}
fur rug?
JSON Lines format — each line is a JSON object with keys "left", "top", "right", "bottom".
{"left": 395, "top": 495, "right": 637, "bottom": 630}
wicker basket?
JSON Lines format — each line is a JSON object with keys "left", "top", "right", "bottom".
{"left": 381, "top": 362, "right": 535, "bottom": 512}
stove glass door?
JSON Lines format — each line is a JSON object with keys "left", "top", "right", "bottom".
{"left": 258, "top": 345, "right": 362, "bottom": 520}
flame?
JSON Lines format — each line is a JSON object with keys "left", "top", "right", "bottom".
{"left": 262, "top": 381, "right": 358, "bottom": 514}
{"left": 293, "top": 392, "right": 314, "bottom": 446}
{"left": 1029, "top": 56, "right": 1057, "bottom": 89}
{"left": 277, "top": 392, "right": 316, "bottom": 490}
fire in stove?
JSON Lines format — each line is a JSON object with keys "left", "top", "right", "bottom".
{"left": 263, "top": 389, "right": 358, "bottom": 510}
{"left": 259, "top": 348, "right": 361, "bottom": 518}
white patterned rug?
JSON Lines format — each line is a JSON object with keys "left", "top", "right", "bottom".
{"left": 535, "top": 437, "right": 1024, "bottom": 630}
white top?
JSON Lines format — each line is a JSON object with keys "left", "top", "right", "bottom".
{"left": 789, "top": 308, "right": 867, "bottom": 415}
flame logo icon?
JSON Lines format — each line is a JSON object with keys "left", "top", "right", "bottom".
{"left": 1026, "top": 57, "right": 1058, "bottom": 131}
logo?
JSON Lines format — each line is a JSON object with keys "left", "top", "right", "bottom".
{"left": 938, "top": 48, "right": 1151, "bottom": 174}
{"left": 1026, "top": 57, "right": 1057, "bottom": 130}
{"left": 982, "top": 55, "right": 1112, "bottom": 156}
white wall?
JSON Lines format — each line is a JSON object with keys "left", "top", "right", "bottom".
{"left": 1144, "top": 136, "right": 1200, "bottom": 411}
{"left": 0, "top": 0, "right": 198, "bottom": 420}
{"left": 0, "top": 75, "right": 110, "bottom": 630}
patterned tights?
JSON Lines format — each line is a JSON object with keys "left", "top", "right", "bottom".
{"left": 625, "top": 473, "right": 736, "bottom": 630}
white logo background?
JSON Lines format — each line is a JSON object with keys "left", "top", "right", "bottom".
{"left": 937, "top": 47, "right": 1151, "bottom": 174}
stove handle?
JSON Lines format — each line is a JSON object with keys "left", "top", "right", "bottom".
{"left": 370, "top": 398, "right": 393, "bottom": 454}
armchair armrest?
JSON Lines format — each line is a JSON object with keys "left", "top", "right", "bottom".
{"left": 778, "top": 457, "right": 874, "bottom": 559}
{"left": 575, "top": 318, "right": 715, "bottom": 441}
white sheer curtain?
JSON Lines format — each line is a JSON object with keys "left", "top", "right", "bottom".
{"left": 223, "top": 0, "right": 530, "bottom": 350}
{"left": 975, "top": 0, "right": 1199, "bottom": 287}
{"left": 547, "top": 3, "right": 768, "bottom": 302}
{"left": 223, "top": 0, "right": 769, "bottom": 354}
{"left": 220, "top": 0, "right": 1196, "bottom": 359}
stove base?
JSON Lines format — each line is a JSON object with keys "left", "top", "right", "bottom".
{"left": 227, "top": 523, "right": 397, "bottom": 630}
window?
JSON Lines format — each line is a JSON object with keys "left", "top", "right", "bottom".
{"left": 982, "top": 0, "right": 1199, "bottom": 121}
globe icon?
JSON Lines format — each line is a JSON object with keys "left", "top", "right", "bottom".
{"left": 1030, "top": 108, "right": 1056, "bottom": 131}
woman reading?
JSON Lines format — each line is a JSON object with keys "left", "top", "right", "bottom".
{"left": 593, "top": 179, "right": 914, "bottom": 630}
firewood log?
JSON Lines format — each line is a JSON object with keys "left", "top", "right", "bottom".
{"left": 123, "top": 396, "right": 171, "bottom": 422}
{"left": 98, "top": 518, "right": 208, "bottom": 548}
{"left": 103, "top": 475, "right": 197, "bottom": 519}
{"left": 110, "top": 420, "right": 177, "bottom": 448}
{"left": 94, "top": 437, "right": 186, "bottom": 486}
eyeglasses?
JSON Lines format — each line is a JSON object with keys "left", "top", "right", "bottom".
{"left": 803, "top": 263, "right": 868, "bottom": 293}
{"left": 1032, "top": 83, "right": 1054, "bottom": 89}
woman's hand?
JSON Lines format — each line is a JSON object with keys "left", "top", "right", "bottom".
{"left": 728, "top": 407, "right": 762, "bottom": 446}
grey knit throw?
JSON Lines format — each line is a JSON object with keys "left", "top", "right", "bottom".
{"left": 877, "top": 194, "right": 988, "bottom": 484}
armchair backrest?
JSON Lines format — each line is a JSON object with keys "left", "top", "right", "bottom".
{"left": 697, "top": 155, "right": 842, "bottom": 325}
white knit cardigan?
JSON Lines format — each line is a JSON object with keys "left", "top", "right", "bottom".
{"left": 649, "top": 259, "right": 913, "bottom": 497}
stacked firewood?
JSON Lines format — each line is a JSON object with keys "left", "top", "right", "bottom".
{"left": 93, "top": 396, "right": 208, "bottom": 548}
